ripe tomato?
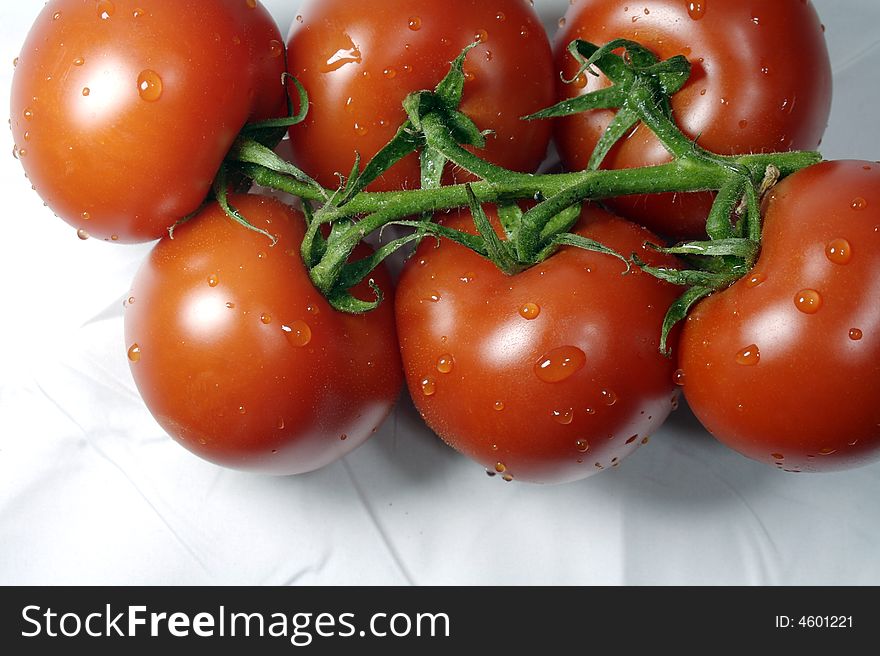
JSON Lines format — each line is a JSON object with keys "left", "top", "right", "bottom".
{"left": 553, "top": 0, "right": 832, "bottom": 240}
{"left": 678, "top": 161, "right": 880, "bottom": 472}
{"left": 395, "top": 205, "right": 682, "bottom": 484}
{"left": 285, "top": 0, "right": 555, "bottom": 190}
{"left": 123, "top": 194, "right": 402, "bottom": 474}
{"left": 10, "top": 0, "right": 287, "bottom": 243}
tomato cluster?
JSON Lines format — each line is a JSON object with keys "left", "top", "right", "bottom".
{"left": 10, "top": 0, "right": 880, "bottom": 482}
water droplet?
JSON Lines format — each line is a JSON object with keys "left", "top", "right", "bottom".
{"left": 673, "top": 369, "right": 686, "bottom": 386}
{"left": 238, "top": 405, "right": 247, "bottom": 415}
{"left": 77, "top": 229, "right": 89, "bottom": 240}
{"left": 110, "top": 235, "right": 119, "bottom": 241}
{"left": 534, "top": 346, "right": 586, "bottom": 383}
{"left": 353, "top": 122, "right": 368, "bottom": 136}
{"left": 307, "top": 304, "right": 320, "bottom": 316}
{"left": 738, "top": 119, "right": 748, "bottom": 129}
{"left": 600, "top": 389, "right": 618, "bottom": 406}
{"left": 474, "top": 29, "right": 488, "bottom": 43}
{"left": 257, "top": 250, "right": 267, "bottom": 260}
{"left": 226, "top": 302, "right": 236, "bottom": 309}
{"left": 493, "top": 400, "right": 505, "bottom": 411}
{"left": 383, "top": 67, "right": 397, "bottom": 79}
{"left": 818, "top": 447, "right": 836, "bottom": 456}
{"left": 518, "top": 302, "right": 540, "bottom": 320}
{"left": 745, "top": 272, "right": 765, "bottom": 288}
{"left": 771, "top": 452, "right": 784, "bottom": 460}
{"left": 12, "top": 57, "right": 18, "bottom": 67}
{"left": 502, "top": 474, "right": 513, "bottom": 482}
{"left": 851, "top": 197, "right": 868, "bottom": 211}
{"left": 463, "top": 70, "right": 476, "bottom": 82}
{"left": 340, "top": 433, "right": 348, "bottom": 441}
{"left": 735, "top": 344, "right": 760, "bottom": 366}
{"left": 245, "top": 0, "right": 257, "bottom": 7}
{"left": 486, "top": 470, "right": 496, "bottom": 477}
{"left": 269, "top": 39, "right": 283, "bottom": 58}
{"left": 277, "top": 418, "right": 286, "bottom": 430}
{"left": 137, "top": 69, "right": 163, "bottom": 101}
{"left": 295, "top": 14, "right": 303, "bottom": 23}
{"left": 423, "top": 290, "right": 441, "bottom": 303}
{"left": 81, "top": 87, "right": 90, "bottom": 96}
{"left": 794, "top": 289, "right": 822, "bottom": 314}
{"left": 575, "top": 439, "right": 589, "bottom": 453}
{"left": 408, "top": 16, "right": 421, "bottom": 30}
{"left": 420, "top": 377, "right": 436, "bottom": 396}
{"left": 751, "top": 16, "right": 760, "bottom": 25}
{"left": 495, "top": 12, "right": 506, "bottom": 21}
{"left": 208, "top": 274, "right": 219, "bottom": 287}
{"left": 436, "top": 353, "right": 454, "bottom": 374}
{"left": 53, "top": 11, "right": 63, "bottom": 21}
{"left": 260, "top": 313, "right": 272, "bottom": 325}
{"left": 73, "top": 57, "right": 85, "bottom": 66}
{"left": 761, "top": 65, "right": 770, "bottom": 75}
{"left": 282, "top": 321, "right": 312, "bottom": 347}
{"left": 849, "top": 328, "right": 863, "bottom": 341}
{"left": 825, "top": 238, "right": 852, "bottom": 265}
{"left": 551, "top": 408, "right": 574, "bottom": 425}
{"left": 519, "top": 26, "right": 530, "bottom": 37}
{"left": 127, "top": 343, "right": 141, "bottom": 362}
{"left": 495, "top": 462, "right": 506, "bottom": 473}
{"left": 322, "top": 43, "right": 362, "bottom": 72}
{"left": 641, "top": 436, "right": 650, "bottom": 445}
{"left": 699, "top": 88, "right": 707, "bottom": 96}
{"left": 96, "top": 0, "right": 115, "bottom": 19}
{"left": 132, "top": 7, "right": 144, "bottom": 18}
{"left": 625, "top": 434, "right": 639, "bottom": 444}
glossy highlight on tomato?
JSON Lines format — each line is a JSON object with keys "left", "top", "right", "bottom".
{"left": 124, "top": 195, "right": 403, "bottom": 474}
{"left": 10, "top": 0, "right": 287, "bottom": 243}
{"left": 286, "top": 0, "right": 555, "bottom": 190}
{"left": 553, "top": 0, "right": 832, "bottom": 240}
{"left": 678, "top": 161, "right": 880, "bottom": 472}
{"left": 395, "top": 205, "right": 682, "bottom": 484}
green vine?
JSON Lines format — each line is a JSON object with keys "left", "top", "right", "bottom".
{"left": 221, "top": 38, "right": 822, "bottom": 352}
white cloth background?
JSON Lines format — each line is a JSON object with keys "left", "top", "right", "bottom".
{"left": 1, "top": 0, "right": 878, "bottom": 585}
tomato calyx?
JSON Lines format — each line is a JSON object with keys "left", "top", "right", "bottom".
{"left": 526, "top": 38, "right": 691, "bottom": 171}
{"left": 634, "top": 163, "right": 785, "bottom": 354}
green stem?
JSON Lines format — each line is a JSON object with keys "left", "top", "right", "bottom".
{"left": 242, "top": 149, "right": 818, "bottom": 225}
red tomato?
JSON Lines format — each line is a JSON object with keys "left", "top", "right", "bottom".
{"left": 553, "top": 0, "right": 832, "bottom": 240}
{"left": 395, "top": 205, "right": 682, "bottom": 483}
{"left": 123, "top": 195, "right": 402, "bottom": 474}
{"left": 10, "top": 0, "right": 287, "bottom": 243}
{"left": 678, "top": 161, "right": 880, "bottom": 472}
{"left": 285, "top": 0, "right": 555, "bottom": 190}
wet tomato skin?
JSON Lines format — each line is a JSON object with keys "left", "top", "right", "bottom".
{"left": 679, "top": 161, "right": 880, "bottom": 472}
{"left": 10, "top": 0, "right": 287, "bottom": 243}
{"left": 124, "top": 195, "right": 402, "bottom": 474}
{"left": 553, "top": 0, "right": 831, "bottom": 240}
{"left": 286, "top": 0, "right": 555, "bottom": 191}
{"left": 395, "top": 205, "right": 682, "bottom": 484}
